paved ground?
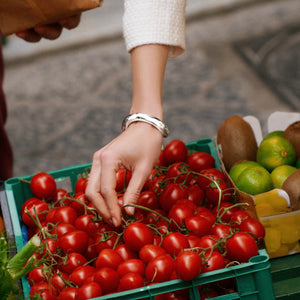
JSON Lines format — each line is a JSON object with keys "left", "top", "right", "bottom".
{"left": 2, "top": 0, "right": 300, "bottom": 178}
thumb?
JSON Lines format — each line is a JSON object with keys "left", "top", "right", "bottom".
{"left": 122, "top": 167, "right": 150, "bottom": 215}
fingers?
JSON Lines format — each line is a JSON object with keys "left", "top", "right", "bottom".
{"left": 16, "top": 29, "right": 42, "bottom": 43}
{"left": 123, "top": 164, "right": 151, "bottom": 216}
{"left": 59, "top": 14, "right": 81, "bottom": 30}
{"left": 33, "top": 23, "right": 63, "bottom": 40}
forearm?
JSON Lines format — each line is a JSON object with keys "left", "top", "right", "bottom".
{"left": 130, "top": 44, "right": 169, "bottom": 120}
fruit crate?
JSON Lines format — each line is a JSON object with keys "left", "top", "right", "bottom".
{"left": 1, "top": 138, "right": 275, "bottom": 299}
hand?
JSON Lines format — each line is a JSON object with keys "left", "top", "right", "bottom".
{"left": 85, "top": 122, "right": 163, "bottom": 227}
{"left": 15, "top": 14, "right": 81, "bottom": 42}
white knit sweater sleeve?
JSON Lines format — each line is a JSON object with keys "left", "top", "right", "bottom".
{"left": 123, "top": 0, "right": 186, "bottom": 57}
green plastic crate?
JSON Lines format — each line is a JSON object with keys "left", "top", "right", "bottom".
{"left": 2, "top": 138, "right": 275, "bottom": 299}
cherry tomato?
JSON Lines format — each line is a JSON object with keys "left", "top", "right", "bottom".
{"left": 49, "top": 272, "right": 69, "bottom": 293}
{"left": 159, "top": 183, "right": 188, "bottom": 212}
{"left": 21, "top": 198, "right": 49, "bottom": 227}
{"left": 95, "top": 248, "right": 123, "bottom": 270}
{"left": 53, "top": 206, "right": 78, "bottom": 225}
{"left": 205, "top": 180, "right": 233, "bottom": 206}
{"left": 226, "top": 232, "right": 259, "bottom": 262}
{"left": 118, "top": 272, "right": 145, "bottom": 292}
{"left": 239, "top": 218, "right": 265, "bottom": 242}
{"left": 28, "top": 265, "right": 48, "bottom": 286}
{"left": 59, "top": 230, "right": 89, "bottom": 254}
{"left": 212, "top": 224, "right": 232, "bottom": 239}
{"left": 57, "top": 252, "right": 87, "bottom": 274}
{"left": 69, "top": 265, "right": 96, "bottom": 287}
{"left": 139, "top": 244, "right": 167, "bottom": 265}
{"left": 74, "top": 177, "right": 88, "bottom": 194}
{"left": 162, "top": 232, "right": 189, "bottom": 256}
{"left": 52, "top": 223, "right": 76, "bottom": 238}
{"left": 76, "top": 282, "right": 102, "bottom": 300}
{"left": 145, "top": 254, "right": 175, "bottom": 283}
{"left": 230, "top": 210, "right": 251, "bottom": 229}
{"left": 70, "top": 192, "right": 89, "bottom": 216}
{"left": 117, "top": 258, "right": 145, "bottom": 277}
{"left": 174, "top": 250, "right": 202, "bottom": 281}
{"left": 94, "top": 231, "right": 119, "bottom": 253}
{"left": 187, "top": 184, "right": 205, "bottom": 206}
{"left": 58, "top": 287, "right": 78, "bottom": 300}
{"left": 185, "top": 215, "right": 213, "bottom": 237}
{"left": 197, "top": 168, "right": 227, "bottom": 189}
{"left": 147, "top": 175, "right": 166, "bottom": 196}
{"left": 163, "top": 140, "right": 188, "bottom": 165}
{"left": 195, "top": 234, "right": 220, "bottom": 251}
{"left": 93, "top": 267, "right": 120, "bottom": 294}
{"left": 137, "top": 190, "right": 160, "bottom": 211}
{"left": 202, "top": 250, "right": 225, "bottom": 273}
{"left": 123, "top": 222, "right": 154, "bottom": 252}
{"left": 166, "top": 162, "right": 192, "bottom": 184}
{"left": 30, "top": 172, "right": 57, "bottom": 201}
{"left": 54, "top": 188, "right": 71, "bottom": 206}
{"left": 187, "top": 152, "right": 215, "bottom": 172}
{"left": 213, "top": 202, "right": 239, "bottom": 223}
{"left": 168, "top": 204, "right": 194, "bottom": 230}
{"left": 115, "top": 243, "right": 138, "bottom": 261}
{"left": 116, "top": 168, "right": 132, "bottom": 193}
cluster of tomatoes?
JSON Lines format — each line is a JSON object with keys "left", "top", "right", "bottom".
{"left": 21, "top": 139, "right": 266, "bottom": 300}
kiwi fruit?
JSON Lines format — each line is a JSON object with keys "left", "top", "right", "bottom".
{"left": 282, "top": 168, "right": 300, "bottom": 210}
{"left": 283, "top": 120, "right": 300, "bottom": 159}
{"left": 217, "top": 115, "right": 258, "bottom": 171}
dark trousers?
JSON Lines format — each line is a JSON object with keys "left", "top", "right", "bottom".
{"left": 0, "top": 34, "right": 13, "bottom": 180}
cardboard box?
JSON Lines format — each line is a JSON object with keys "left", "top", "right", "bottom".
{"left": 216, "top": 111, "right": 300, "bottom": 259}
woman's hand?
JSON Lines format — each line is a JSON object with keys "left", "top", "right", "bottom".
{"left": 15, "top": 14, "right": 81, "bottom": 42}
{"left": 85, "top": 122, "right": 163, "bottom": 227}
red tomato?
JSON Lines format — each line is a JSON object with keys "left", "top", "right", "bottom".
{"left": 147, "top": 175, "right": 166, "bottom": 196}
{"left": 230, "top": 210, "right": 251, "bottom": 229}
{"left": 145, "top": 254, "right": 175, "bottom": 283}
{"left": 21, "top": 198, "right": 49, "bottom": 227}
{"left": 123, "top": 222, "right": 154, "bottom": 252}
{"left": 187, "top": 184, "right": 205, "bottom": 206}
{"left": 163, "top": 140, "right": 188, "bottom": 165}
{"left": 74, "top": 214, "right": 94, "bottom": 233}
{"left": 174, "top": 250, "right": 202, "bottom": 281}
{"left": 116, "top": 168, "right": 132, "bottom": 193}
{"left": 117, "top": 258, "right": 145, "bottom": 277}
{"left": 70, "top": 192, "right": 89, "bottom": 216}
{"left": 202, "top": 250, "right": 225, "bottom": 273}
{"left": 166, "top": 162, "right": 192, "bottom": 184}
{"left": 159, "top": 183, "right": 188, "bottom": 212}
{"left": 30, "top": 172, "right": 57, "bottom": 201}
{"left": 69, "top": 265, "right": 96, "bottom": 287}
{"left": 137, "top": 190, "right": 160, "bottom": 211}
{"left": 197, "top": 168, "right": 227, "bottom": 189}
{"left": 186, "top": 234, "right": 202, "bottom": 248}
{"left": 58, "top": 287, "right": 78, "bottom": 300}
{"left": 57, "top": 252, "right": 87, "bottom": 274}
{"left": 74, "top": 177, "right": 88, "bottom": 194}
{"left": 53, "top": 206, "right": 78, "bottom": 225}
{"left": 94, "top": 231, "right": 119, "bottom": 253}
{"left": 212, "top": 224, "right": 232, "bottom": 239}
{"left": 93, "top": 267, "right": 120, "bottom": 295}
{"left": 139, "top": 244, "right": 167, "bottom": 265}
{"left": 195, "top": 234, "right": 220, "bottom": 251}
{"left": 226, "top": 232, "right": 259, "bottom": 262}
{"left": 59, "top": 230, "right": 89, "bottom": 254}
{"left": 76, "top": 282, "right": 102, "bottom": 300}
{"left": 162, "top": 232, "right": 189, "bottom": 256}
{"left": 168, "top": 204, "right": 194, "bottom": 230}
{"left": 28, "top": 265, "right": 48, "bottom": 286}
{"left": 185, "top": 215, "right": 213, "bottom": 237}
{"left": 118, "top": 272, "right": 145, "bottom": 292}
{"left": 205, "top": 180, "right": 233, "bottom": 206}
{"left": 213, "top": 202, "right": 239, "bottom": 223}
{"left": 54, "top": 188, "right": 71, "bottom": 206}
{"left": 52, "top": 223, "right": 76, "bottom": 238}
{"left": 195, "top": 209, "right": 217, "bottom": 226}
{"left": 239, "top": 218, "right": 265, "bottom": 242}
{"left": 50, "top": 272, "right": 69, "bottom": 293}
{"left": 95, "top": 248, "right": 123, "bottom": 270}
{"left": 115, "top": 243, "right": 138, "bottom": 261}
{"left": 84, "top": 237, "right": 98, "bottom": 261}
{"left": 187, "top": 152, "right": 215, "bottom": 172}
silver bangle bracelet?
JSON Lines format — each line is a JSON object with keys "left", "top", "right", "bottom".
{"left": 122, "top": 113, "right": 170, "bottom": 138}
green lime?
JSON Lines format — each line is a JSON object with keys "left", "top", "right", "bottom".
{"left": 263, "top": 130, "right": 284, "bottom": 141}
{"left": 229, "top": 160, "right": 260, "bottom": 184}
{"left": 235, "top": 165, "right": 273, "bottom": 195}
{"left": 257, "top": 136, "right": 296, "bottom": 172}
{"left": 271, "top": 165, "right": 297, "bottom": 189}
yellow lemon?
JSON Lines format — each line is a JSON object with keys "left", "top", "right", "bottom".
{"left": 264, "top": 227, "right": 281, "bottom": 253}
{"left": 234, "top": 165, "right": 273, "bottom": 195}
{"left": 268, "top": 244, "right": 289, "bottom": 258}
{"left": 255, "top": 203, "right": 276, "bottom": 217}
{"left": 279, "top": 224, "right": 300, "bottom": 244}
{"left": 257, "top": 136, "right": 296, "bottom": 172}
{"left": 271, "top": 165, "right": 297, "bottom": 188}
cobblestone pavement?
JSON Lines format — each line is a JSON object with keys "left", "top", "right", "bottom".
{"left": 3, "top": 0, "right": 300, "bottom": 177}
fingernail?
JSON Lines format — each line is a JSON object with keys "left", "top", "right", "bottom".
{"left": 112, "top": 217, "right": 118, "bottom": 227}
{"left": 127, "top": 207, "right": 135, "bottom": 215}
